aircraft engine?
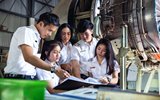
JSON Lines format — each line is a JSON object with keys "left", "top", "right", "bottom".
{"left": 99, "top": 0, "right": 160, "bottom": 62}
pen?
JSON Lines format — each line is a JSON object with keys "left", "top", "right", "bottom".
{"left": 84, "top": 91, "right": 97, "bottom": 94}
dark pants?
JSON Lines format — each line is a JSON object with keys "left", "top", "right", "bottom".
{"left": 4, "top": 74, "right": 37, "bottom": 80}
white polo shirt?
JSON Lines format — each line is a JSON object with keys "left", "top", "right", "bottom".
{"left": 58, "top": 42, "right": 72, "bottom": 64}
{"left": 86, "top": 57, "right": 120, "bottom": 79}
{"left": 4, "top": 25, "right": 41, "bottom": 76}
{"left": 71, "top": 37, "right": 98, "bottom": 75}
{"left": 36, "top": 59, "right": 60, "bottom": 94}
{"left": 36, "top": 59, "right": 60, "bottom": 87}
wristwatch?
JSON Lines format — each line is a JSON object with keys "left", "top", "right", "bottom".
{"left": 51, "top": 66, "right": 56, "bottom": 73}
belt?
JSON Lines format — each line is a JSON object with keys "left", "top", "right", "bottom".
{"left": 4, "top": 73, "right": 36, "bottom": 80}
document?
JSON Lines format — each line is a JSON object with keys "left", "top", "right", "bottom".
{"left": 54, "top": 76, "right": 116, "bottom": 90}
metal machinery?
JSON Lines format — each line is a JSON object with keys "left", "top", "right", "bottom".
{"left": 53, "top": 0, "right": 160, "bottom": 93}
{"left": 99, "top": 0, "right": 160, "bottom": 59}
{"left": 99, "top": 0, "right": 160, "bottom": 93}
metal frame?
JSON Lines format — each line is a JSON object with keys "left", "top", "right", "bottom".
{"left": 0, "top": 0, "right": 55, "bottom": 25}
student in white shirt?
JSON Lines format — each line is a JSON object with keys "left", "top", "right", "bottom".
{"left": 4, "top": 12, "right": 67, "bottom": 80}
{"left": 87, "top": 38, "right": 120, "bottom": 84}
{"left": 70, "top": 20, "right": 98, "bottom": 78}
{"left": 54, "top": 23, "right": 73, "bottom": 73}
{"left": 37, "top": 40, "right": 70, "bottom": 94}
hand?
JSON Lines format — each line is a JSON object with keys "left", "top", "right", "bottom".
{"left": 55, "top": 67, "right": 70, "bottom": 79}
{"left": 99, "top": 77, "right": 110, "bottom": 84}
{"left": 60, "top": 63, "right": 72, "bottom": 73}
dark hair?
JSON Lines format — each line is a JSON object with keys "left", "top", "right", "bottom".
{"left": 54, "top": 23, "right": 73, "bottom": 43}
{"left": 37, "top": 12, "right": 60, "bottom": 26}
{"left": 95, "top": 38, "right": 116, "bottom": 75}
{"left": 40, "top": 40, "right": 62, "bottom": 61}
{"left": 77, "top": 20, "right": 94, "bottom": 33}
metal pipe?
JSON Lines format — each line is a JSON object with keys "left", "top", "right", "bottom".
{"left": 29, "top": 18, "right": 35, "bottom": 25}
{"left": 120, "top": 23, "right": 128, "bottom": 90}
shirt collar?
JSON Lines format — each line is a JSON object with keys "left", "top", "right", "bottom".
{"left": 92, "top": 57, "right": 97, "bottom": 62}
{"left": 92, "top": 56, "right": 106, "bottom": 64}
{"left": 82, "top": 37, "right": 96, "bottom": 45}
{"left": 63, "top": 42, "right": 72, "bottom": 47}
{"left": 45, "top": 59, "right": 51, "bottom": 64}
{"left": 30, "top": 25, "right": 41, "bottom": 40}
{"left": 45, "top": 59, "right": 56, "bottom": 66}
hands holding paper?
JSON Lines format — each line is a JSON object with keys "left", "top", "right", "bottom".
{"left": 55, "top": 67, "right": 70, "bottom": 79}
{"left": 99, "top": 76, "right": 111, "bottom": 84}
{"left": 60, "top": 63, "right": 72, "bottom": 73}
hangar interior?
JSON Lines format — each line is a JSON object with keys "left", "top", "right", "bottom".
{"left": 0, "top": 0, "right": 160, "bottom": 99}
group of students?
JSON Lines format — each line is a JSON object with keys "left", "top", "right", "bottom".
{"left": 4, "top": 12, "right": 120, "bottom": 94}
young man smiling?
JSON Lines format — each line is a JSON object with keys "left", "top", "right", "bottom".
{"left": 70, "top": 20, "right": 99, "bottom": 79}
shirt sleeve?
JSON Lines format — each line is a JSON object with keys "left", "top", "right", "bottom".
{"left": 16, "top": 27, "right": 35, "bottom": 48}
{"left": 70, "top": 46, "right": 80, "bottom": 61}
{"left": 36, "top": 68, "right": 52, "bottom": 80}
{"left": 114, "top": 60, "right": 120, "bottom": 73}
{"left": 36, "top": 68, "right": 60, "bottom": 87}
